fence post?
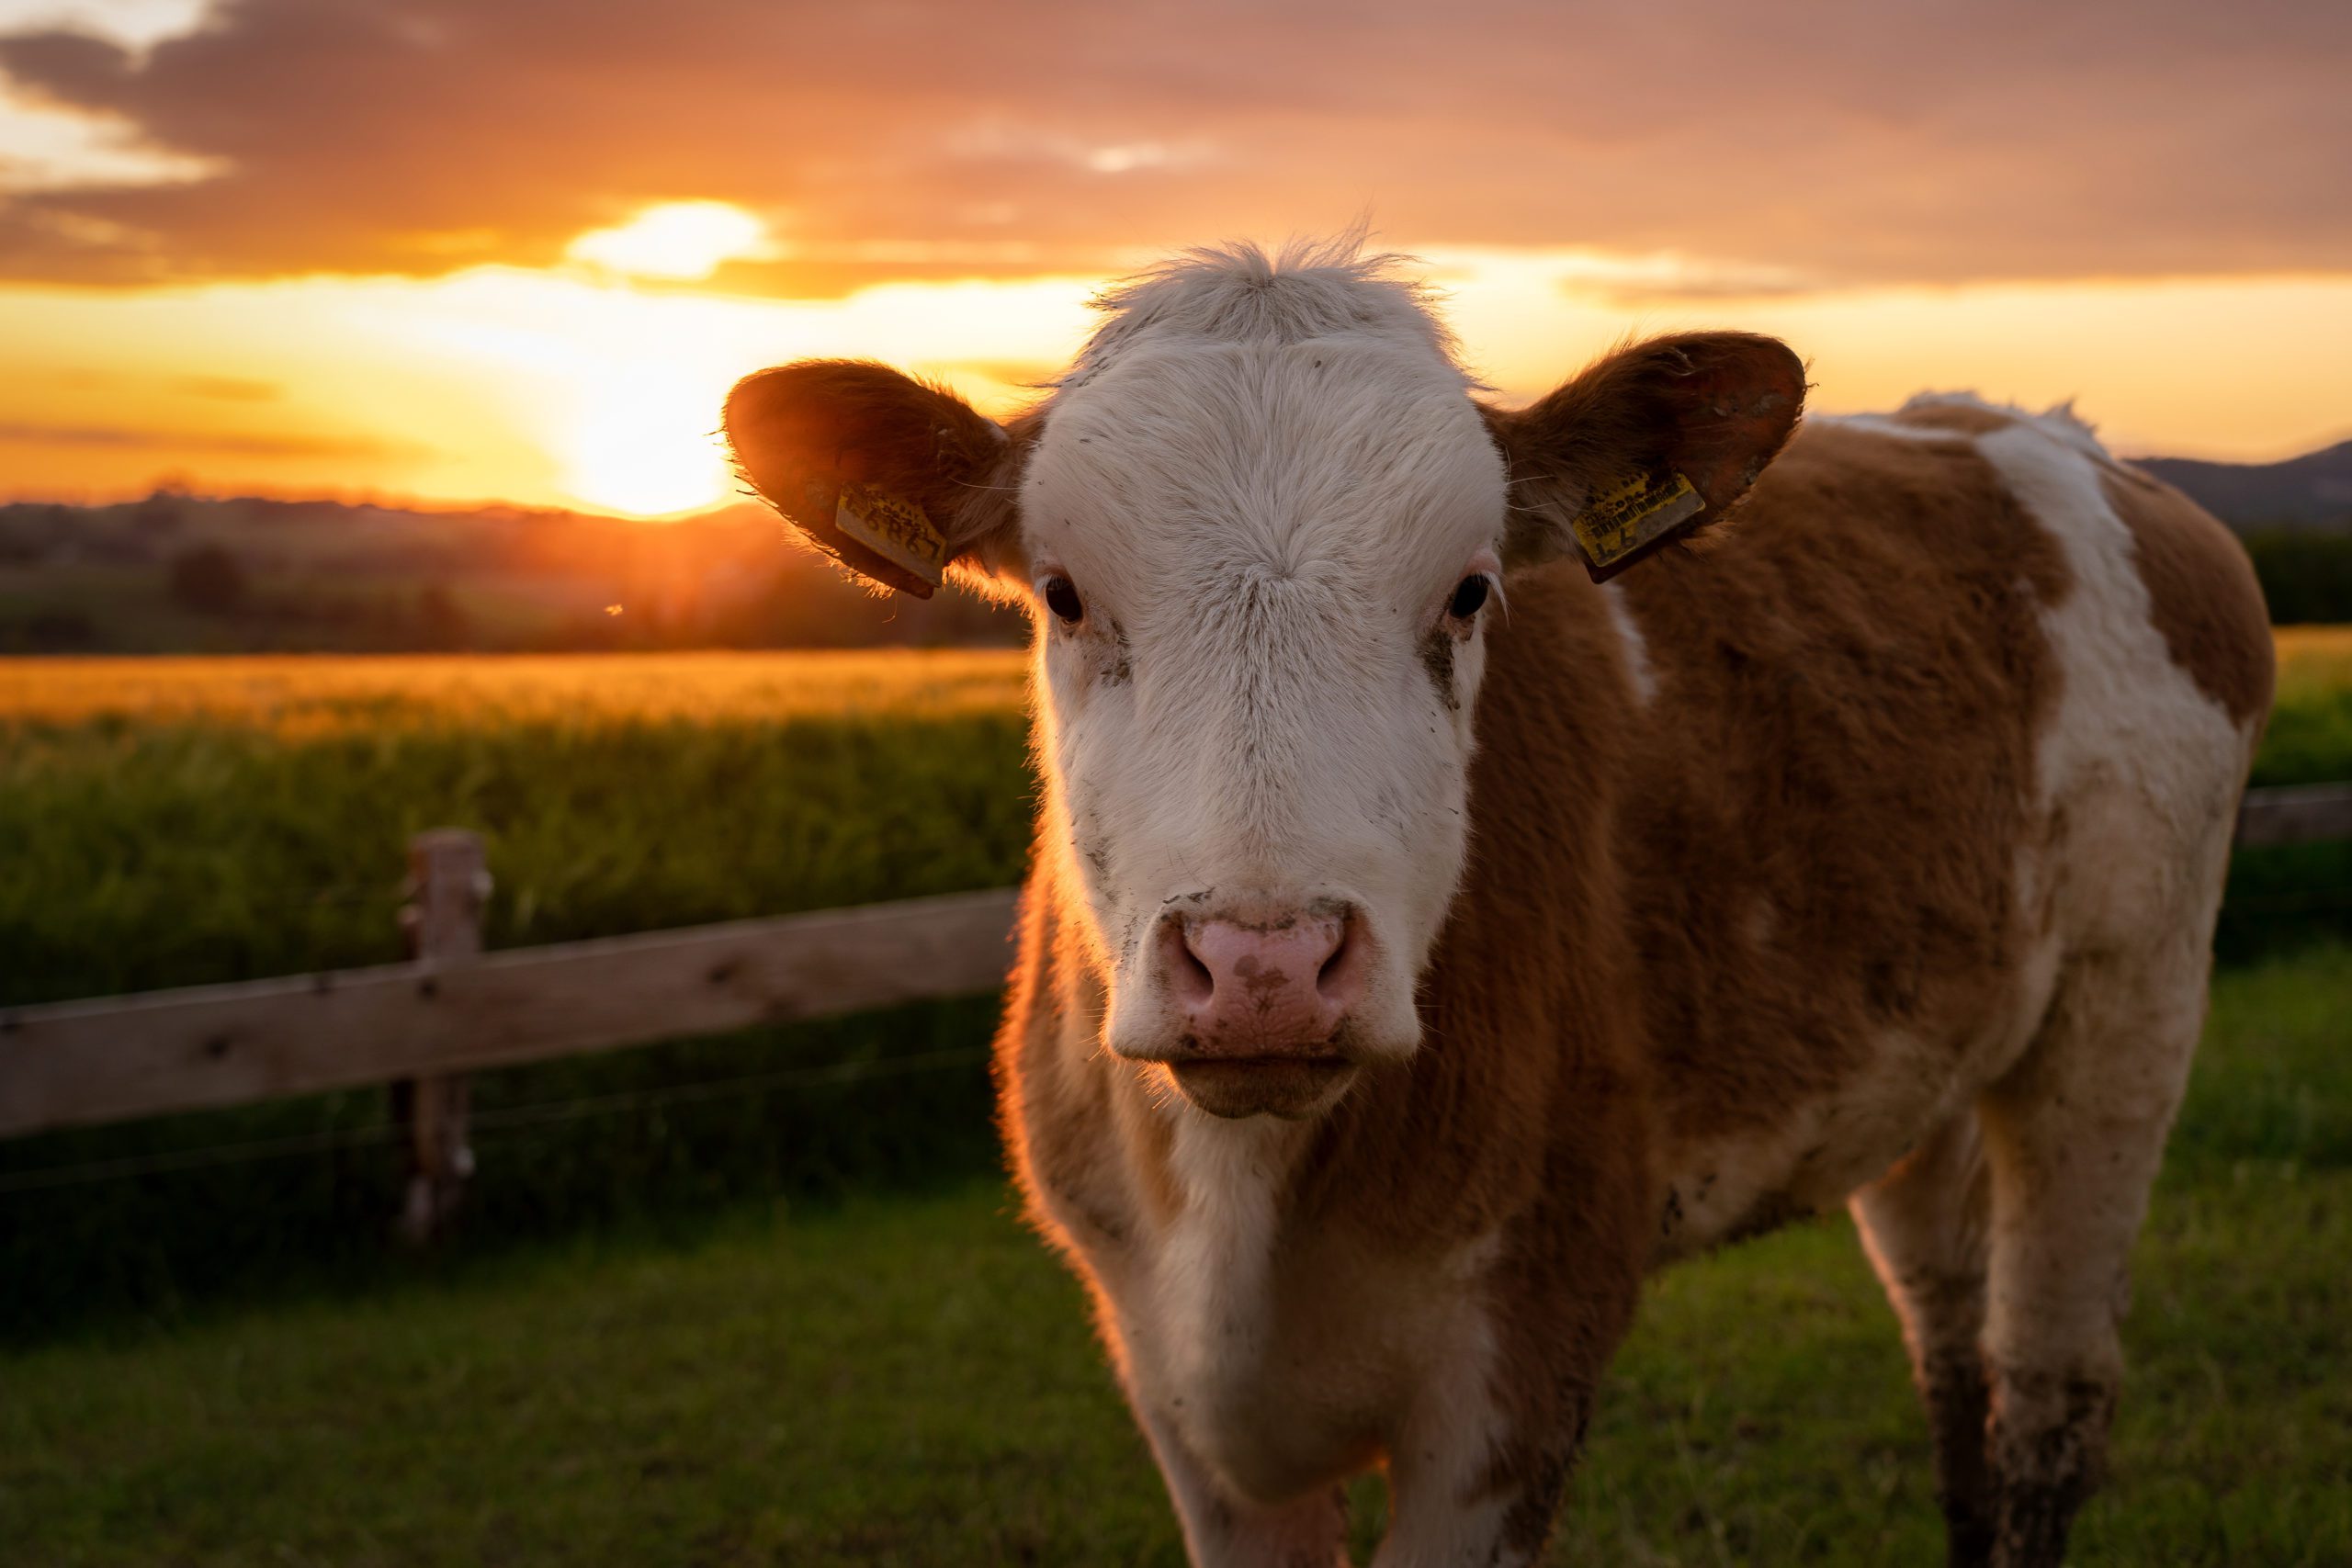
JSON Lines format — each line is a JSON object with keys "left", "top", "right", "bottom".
{"left": 392, "top": 829, "right": 489, "bottom": 1245}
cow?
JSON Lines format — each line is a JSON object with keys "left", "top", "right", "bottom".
{"left": 722, "top": 237, "right": 2273, "bottom": 1567}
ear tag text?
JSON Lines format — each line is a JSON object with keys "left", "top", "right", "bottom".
{"left": 833, "top": 480, "right": 947, "bottom": 592}
{"left": 1569, "top": 470, "right": 1705, "bottom": 581}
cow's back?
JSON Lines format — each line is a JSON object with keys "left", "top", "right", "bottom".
{"left": 1487, "top": 400, "right": 2273, "bottom": 1257}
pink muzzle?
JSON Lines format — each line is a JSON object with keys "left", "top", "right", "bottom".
{"left": 1164, "top": 908, "right": 1366, "bottom": 1055}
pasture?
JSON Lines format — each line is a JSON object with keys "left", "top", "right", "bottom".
{"left": 2, "top": 637, "right": 2349, "bottom": 1562}
{"left": 0, "top": 651, "right": 1030, "bottom": 1007}
{"left": 4, "top": 633, "right": 2346, "bottom": 1008}
{"left": 2, "top": 948, "right": 2345, "bottom": 1565}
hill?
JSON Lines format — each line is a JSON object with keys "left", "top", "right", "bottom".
{"left": 7, "top": 429, "right": 2352, "bottom": 652}
{"left": 2135, "top": 440, "right": 2352, "bottom": 533}
{"left": 0, "top": 491, "right": 1022, "bottom": 654}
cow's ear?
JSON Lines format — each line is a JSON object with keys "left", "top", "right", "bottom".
{"left": 1483, "top": 333, "right": 1806, "bottom": 581}
{"left": 724, "top": 361, "right": 1025, "bottom": 599}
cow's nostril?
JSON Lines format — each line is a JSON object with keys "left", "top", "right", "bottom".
{"left": 1316, "top": 912, "right": 1368, "bottom": 1010}
{"left": 1165, "top": 918, "right": 1216, "bottom": 1006}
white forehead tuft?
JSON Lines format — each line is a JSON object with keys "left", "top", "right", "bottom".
{"left": 1056, "top": 234, "right": 1475, "bottom": 394}
{"left": 1020, "top": 235, "right": 1505, "bottom": 610}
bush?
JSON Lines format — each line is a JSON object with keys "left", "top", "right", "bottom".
{"left": 2243, "top": 528, "right": 2352, "bottom": 625}
{"left": 166, "top": 544, "right": 249, "bottom": 615}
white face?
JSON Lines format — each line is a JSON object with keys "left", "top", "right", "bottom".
{"left": 1017, "top": 335, "right": 1510, "bottom": 1094}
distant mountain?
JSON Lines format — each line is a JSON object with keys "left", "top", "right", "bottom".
{"left": 2134, "top": 441, "right": 2352, "bottom": 533}
{"left": 0, "top": 491, "right": 1023, "bottom": 655}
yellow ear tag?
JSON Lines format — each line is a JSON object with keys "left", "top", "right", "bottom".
{"left": 1569, "top": 470, "right": 1705, "bottom": 581}
{"left": 833, "top": 479, "right": 947, "bottom": 591}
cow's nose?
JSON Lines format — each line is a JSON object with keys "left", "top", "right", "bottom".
{"left": 1165, "top": 908, "right": 1364, "bottom": 1054}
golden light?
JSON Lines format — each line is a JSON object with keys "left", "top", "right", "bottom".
{"left": 5, "top": 254, "right": 2346, "bottom": 514}
{"left": 564, "top": 200, "right": 773, "bottom": 281}
{"left": 561, "top": 369, "right": 734, "bottom": 517}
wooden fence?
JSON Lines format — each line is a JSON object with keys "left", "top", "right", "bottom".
{"left": 4, "top": 783, "right": 2348, "bottom": 1235}
{"left": 1, "top": 833, "right": 1017, "bottom": 1238}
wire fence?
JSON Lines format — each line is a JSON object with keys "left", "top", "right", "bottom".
{"left": 5, "top": 791, "right": 2346, "bottom": 1213}
{"left": 0, "top": 1045, "right": 990, "bottom": 1197}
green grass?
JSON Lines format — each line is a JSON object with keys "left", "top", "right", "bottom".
{"left": 0, "top": 652, "right": 1030, "bottom": 1006}
{"left": 2, "top": 637, "right": 2345, "bottom": 1009}
{"left": 0, "top": 652, "right": 1035, "bottom": 1338}
{"left": 0, "top": 996, "right": 1007, "bottom": 1341}
{"left": 2256, "top": 628, "right": 2352, "bottom": 787}
{"left": 1, "top": 641, "right": 2347, "bottom": 1335}
{"left": 1, "top": 643, "right": 2347, "bottom": 1555}
{"left": 3, "top": 948, "right": 2346, "bottom": 1566}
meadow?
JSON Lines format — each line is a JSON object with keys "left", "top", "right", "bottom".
{"left": 0, "top": 651, "right": 1034, "bottom": 1336}
{"left": 4, "top": 631, "right": 2347, "bottom": 1006}
{"left": 1, "top": 637, "right": 2348, "bottom": 1561}
{"left": 0, "top": 650, "right": 1032, "bottom": 1006}
{"left": 2, "top": 947, "right": 2345, "bottom": 1566}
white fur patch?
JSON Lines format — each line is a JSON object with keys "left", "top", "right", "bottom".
{"left": 1600, "top": 579, "right": 1657, "bottom": 705}
{"left": 1817, "top": 412, "right": 1967, "bottom": 443}
{"left": 1975, "top": 417, "right": 2251, "bottom": 939}
{"left": 1142, "top": 1112, "right": 1323, "bottom": 1496}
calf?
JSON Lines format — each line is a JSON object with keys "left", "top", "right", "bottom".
{"left": 724, "top": 238, "right": 2272, "bottom": 1567}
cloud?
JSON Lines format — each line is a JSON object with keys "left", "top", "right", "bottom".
{"left": 0, "top": 0, "right": 2346, "bottom": 293}
{"left": 170, "top": 373, "right": 277, "bottom": 400}
{"left": 0, "top": 419, "right": 411, "bottom": 457}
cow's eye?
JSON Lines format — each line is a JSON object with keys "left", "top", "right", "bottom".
{"left": 1447, "top": 574, "right": 1491, "bottom": 620}
{"left": 1043, "top": 575, "right": 1085, "bottom": 625}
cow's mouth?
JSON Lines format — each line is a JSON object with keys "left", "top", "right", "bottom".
{"left": 1166, "top": 1055, "right": 1358, "bottom": 1120}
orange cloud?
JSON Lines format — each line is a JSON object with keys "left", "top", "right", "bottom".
{"left": 0, "top": 420, "right": 400, "bottom": 457}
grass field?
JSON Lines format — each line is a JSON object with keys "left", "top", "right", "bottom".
{"left": 2, "top": 638, "right": 2348, "bottom": 1337}
{"left": 0, "top": 651, "right": 1030, "bottom": 1007}
{"left": 3, "top": 633, "right": 2347, "bottom": 1007}
{"left": 3, "top": 946, "right": 2345, "bottom": 1567}
{"left": 1, "top": 637, "right": 2347, "bottom": 1555}
{"left": 2259, "top": 626, "right": 2352, "bottom": 786}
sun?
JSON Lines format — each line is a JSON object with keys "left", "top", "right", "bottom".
{"left": 560, "top": 369, "right": 734, "bottom": 517}
{"left": 564, "top": 200, "right": 772, "bottom": 281}
{"left": 567, "top": 428, "right": 729, "bottom": 517}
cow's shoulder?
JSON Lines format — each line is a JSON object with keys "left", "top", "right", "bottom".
{"left": 1547, "top": 404, "right": 2076, "bottom": 1158}
{"left": 2096, "top": 464, "right": 2274, "bottom": 728}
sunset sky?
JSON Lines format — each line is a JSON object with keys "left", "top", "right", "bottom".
{"left": 2, "top": 0, "right": 2348, "bottom": 517}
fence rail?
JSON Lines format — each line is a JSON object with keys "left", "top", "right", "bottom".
{"left": 2236, "top": 783, "right": 2352, "bottom": 849}
{"left": 0, "top": 886, "right": 1018, "bottom": 1143}
{"left": 4, "top": 780, "right": 2347, "bottom": 1230}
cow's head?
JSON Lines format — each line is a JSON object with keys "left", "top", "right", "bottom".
{"left": 726, "top": 243, "right": 1802, "bottom": 1121}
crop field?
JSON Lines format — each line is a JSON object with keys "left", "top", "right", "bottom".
{"left": 2261, "top": 626, "right": 2352, "bottom": 784}
{"left": 2, "top": 945, "right": 2345, "bottom": 1566}
{"left": 0, "top": 650, "right": 1031, "bottom": 1007}
{"left": 4, "top": 633, "right": 2347, "bottom": 1008}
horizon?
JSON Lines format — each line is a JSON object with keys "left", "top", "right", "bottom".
{"left": 7, "top": 411, "right": 2340, "bottom": 531}
{"left": 3, "top": 1, "right": 2349, "bottom": 518}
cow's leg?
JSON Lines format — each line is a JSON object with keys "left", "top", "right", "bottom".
{"left": 1369, "top": 1110, "right": 1647, "bottom": 1565}
{"left": 1134, "top": 1408, "right": 1350, "bottom": 1568}
{"left": 1375, "top": 1226, "right": 1629, "bottom": 1567}
{"left": 1851, "top": 1108, "right": 1997, "bottom": 1567}
{"left": 1974, "top": 945, "right": 2207, "bottom": 1568}
{"left": 1373, "top": 1380, "right": 1580, "bottom": 1568}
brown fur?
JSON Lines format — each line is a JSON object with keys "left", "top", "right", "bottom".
{"left": 2101, "top": 469, "right": 2275, "bottom": 724}
{"left": 991, "top": 407, "right": 2234, "bottom": 1560}
{"left": 735, "top": 330, "right": 2267, "bottom": 1563}
{"left": 1611, "top": 423, "right": 2075, "bottom": 1152}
